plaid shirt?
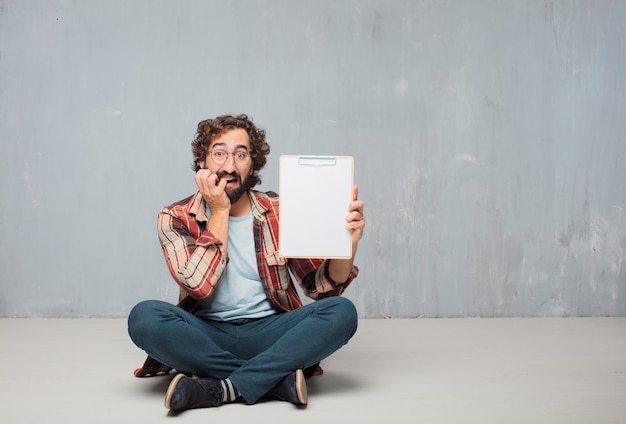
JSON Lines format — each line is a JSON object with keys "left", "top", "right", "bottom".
{"left": 134, "top": 189, "right": 358, "bottom": 377}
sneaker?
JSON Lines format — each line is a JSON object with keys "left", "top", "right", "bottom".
{"left": 164, "top": 374, "right": 224, "bottom": 411}
{"left": 267, "top": 369, "right": 308, "bottom": 405}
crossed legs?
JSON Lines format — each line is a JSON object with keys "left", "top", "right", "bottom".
{"left": 128, "top": 296, "right": 358, "bottom": 404}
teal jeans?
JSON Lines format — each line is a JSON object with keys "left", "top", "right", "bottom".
{"left": 128, "top": 296, "right": 358, "bottom": 403}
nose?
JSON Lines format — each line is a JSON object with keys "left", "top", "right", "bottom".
{"left": 219, "top": 153, "right": 237, "bottom": 172}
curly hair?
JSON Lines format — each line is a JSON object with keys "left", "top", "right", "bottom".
{"left": 191, "top": 114, "right": 270, "bottom": 188}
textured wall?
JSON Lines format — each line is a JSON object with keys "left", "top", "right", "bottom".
{"left": 1, "top": 0, "right": 625, "bottom": 317}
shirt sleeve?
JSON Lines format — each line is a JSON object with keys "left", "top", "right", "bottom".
{"left": 289, "top": 258, "right": 359, "bottom": 299}
{"left": 157, "top": 207, "right": 228, "bottom": 300}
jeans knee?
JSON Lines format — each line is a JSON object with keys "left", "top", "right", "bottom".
{"left": 323, "top": 296, "right": 358, "bottom": 338}
{"left": 337, "top": 296, "right": 358, "bottom": 321}
{"left": 127, "top": 300, "right": 162, "bottom": 345}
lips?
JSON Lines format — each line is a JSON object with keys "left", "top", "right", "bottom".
{"left": 218, "top": 173, "right": 239, "bottom": 184}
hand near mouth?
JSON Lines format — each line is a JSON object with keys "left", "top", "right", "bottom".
{"left": 195, "top": 169, "right": 230, "bottom": 213}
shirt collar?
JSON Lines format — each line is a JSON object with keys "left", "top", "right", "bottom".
{"left": 248, "top": 190, "right": 269, "bottom": 222}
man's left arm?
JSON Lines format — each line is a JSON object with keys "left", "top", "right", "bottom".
{"left": 328, "top": 185, "right": 365, "bottom": 283}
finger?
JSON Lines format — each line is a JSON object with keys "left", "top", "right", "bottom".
{"left": 345, "top": 219, "right": 365, "bottom": 234}
{"left": 195, "top": 169, "right": 210, "bottom": 189}
{"left": 348, "top": 200, "right": 364, "bottom": 216}
{"left": 346, "top": 208, "right": 364, "bottom": 221}
{"left": 353, "top": 185, "right": 359, "bottom": 202}
{"left": 195, "top": 169, "right": 210, "bottom": 180}
{"left": 207, "top": 172, "right": 219, "bottom": 187}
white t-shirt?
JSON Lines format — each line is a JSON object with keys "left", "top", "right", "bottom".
{"left": 194, "top": 211, "right": 276, "bottom": 321}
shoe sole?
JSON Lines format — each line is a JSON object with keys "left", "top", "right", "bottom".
{"left": 295, "top": 369, "right": 308, "bottom": 405}
{"left": 164, "top": 373, "right": 186, "bottom": 410}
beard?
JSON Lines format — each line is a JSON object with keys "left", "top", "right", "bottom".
{"left": 218, "top": 171, "right": 255, "bottom": 204}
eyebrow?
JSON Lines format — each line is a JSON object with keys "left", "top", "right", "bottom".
{"left": 211, "top": 142, "right": 249, "bottom": 151}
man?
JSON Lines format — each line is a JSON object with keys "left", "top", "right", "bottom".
{"left": 128, "top": 114, "right": 365, "bottom": 412}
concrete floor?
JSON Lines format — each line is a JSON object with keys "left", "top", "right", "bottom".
{"left": 1, "top": 317, "right": 624, "bottom": 424}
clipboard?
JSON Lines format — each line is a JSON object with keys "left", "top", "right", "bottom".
{"left": 279, "top": 155, "right": 354, "bottom": 258}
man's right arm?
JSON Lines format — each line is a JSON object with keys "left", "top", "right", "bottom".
{"left": 157, "top": 207, "right": 228, "bottom": 300}
{"left": 195, "top": 168, "right": 231, "bottom": 252}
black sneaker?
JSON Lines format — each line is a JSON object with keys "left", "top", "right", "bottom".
{"left": 164, "top": 374, "right": 224, "bottom": 411}
{"left": 267, "top": 369, "right": 308, "bottom": 405}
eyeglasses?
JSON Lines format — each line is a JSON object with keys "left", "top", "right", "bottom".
{"left": 208, "top": 150, "right": 250, "bottom": 165}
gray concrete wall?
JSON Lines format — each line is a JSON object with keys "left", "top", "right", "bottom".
{"left": 1, "top": 0, "right": 625, "bottom": 317}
